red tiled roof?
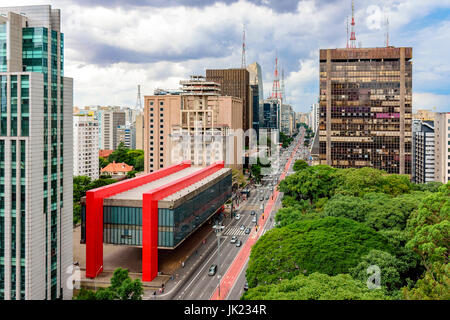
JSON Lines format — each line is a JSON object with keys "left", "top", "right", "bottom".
{"left": 99, "top": 149, "right": 113, "bottom": 158}
{"left": 101, "top": 161, "right": 134, "bottom": 173}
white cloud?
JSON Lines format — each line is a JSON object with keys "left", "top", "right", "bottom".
{"left": 1, "top": 0, "right": 450, "bottom": 113}
{"left": 413, "top": 92, "right": 450, "bottom": 113}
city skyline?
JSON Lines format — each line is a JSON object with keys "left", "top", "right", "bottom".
{"left": 2, "top": 0, "right": 449, "bottom": 113}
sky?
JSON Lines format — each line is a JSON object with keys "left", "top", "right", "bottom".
{"left": 2, "top": 0, "right": 450, "bottom": 113}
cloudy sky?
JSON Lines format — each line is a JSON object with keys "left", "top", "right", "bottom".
{"left": 3, "top": 0, "right": 450, "bottom": 112}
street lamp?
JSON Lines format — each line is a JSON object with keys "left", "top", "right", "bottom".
{"left": 212, "top": 221, "right": 225, "bottom": 298}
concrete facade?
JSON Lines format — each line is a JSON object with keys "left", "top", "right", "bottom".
{"left": 73, "top": 114, "right": 99, "bottom": 180}
{"left": 434, "top": 112, "right": 450, "bottom": 183}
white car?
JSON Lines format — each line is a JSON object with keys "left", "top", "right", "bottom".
{"left": 235, "top": 214, "right": 241, "bottom": 220}
{"left": 230, "top": 236, "right": 237, "bottom": 244}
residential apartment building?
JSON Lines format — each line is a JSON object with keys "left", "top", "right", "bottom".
{"left": 434, "top": 112, "right": 450, "bottom": 183}
{"left": 73, "top": 113, "right": 99, "bottom": 180}
{"left": 319, "top": 47, "right": 413, "bottom": 174}
{"left": 135, "top": 113, "right": 144, "bottom": 150}
{"left": 310, "top": 103, "right": 320, "bottom": 133}
{"left": 412, "top": 120, "right": 435, "bottom": 183}
{"left": 0, "top": 5, "right": 73, "bottom": 300}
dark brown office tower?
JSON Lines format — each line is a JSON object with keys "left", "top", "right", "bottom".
{"left": 319, "top": 47, "right": 412, "bottom": 175}
{"left": 206, "top": 68, "right": 251, "bottom": 132}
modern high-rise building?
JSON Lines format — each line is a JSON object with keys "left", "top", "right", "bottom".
{"left": 73, "top": 113, "right": 99, "bottom": 180}
{"left": 434, "top": 112, "right": 450, "bottom": 183}
{"left": 98, "top": 110, "right": 126, "bottom": 150}
{"left": 280, "top": 104, "right": 294, "bottom": 136}
{"left": 412, "top": 120, "right": 435, "bottom": 184}
{"left": 250, "top": 84, "right": 259, "bottom": 138}
{"left": 261, "top": 98, "right": 280, "bottom": 130}
{"left": 205, "top": 68, "right": 251, "bottom": 132}
{"left": 0, "top": 5, "right": 73, "bottom": 300}
{"left": 247, "top": 62, "right": 264, "bottom": 127}
{"left": 310, "top": 103, "right": 320, "bottom": 133}
{"left": 319, "top": 47, "right": 413, "bottom": 174}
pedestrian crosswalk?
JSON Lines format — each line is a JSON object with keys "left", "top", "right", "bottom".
{"left": 223, "top": 226, "right": 247, "bottom": 236}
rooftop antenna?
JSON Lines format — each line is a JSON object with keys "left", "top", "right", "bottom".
{"left": 385, "top": 16, "right": 390, "bottom": 47}
{"left": 350, "top": 0, "right": 357, "bottom": 48}
{"left": 346, "top": 16, "right": 349, "bottom": 48}
{"left": 135, "top": 85, "right": 142, "bottom": 111}
{"left": 271, "top": 52, "right": 282, "bottom": 100}
{"left": 281, "top": 65, "right": 286, "bottom": 103}
{"left": 241, "top": 24, "right": 246, "bottom": 68}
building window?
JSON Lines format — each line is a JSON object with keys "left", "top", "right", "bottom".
{"left": 149, "top": 101, "right": 154, "bottom": 106}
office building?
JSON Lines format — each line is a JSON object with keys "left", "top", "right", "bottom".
{"left": 0, "top": 5, "right": 73, "bottom": 300}
{"left": 247, "top": 62, "right": 264, "bottom": 126}
{"left": 319, "top": 47, "right": 413, "bottom": 174}
{"left": 205, "top": 68, "right": 251, "bottom": 132}
{"left": 412, "top": 120, "right": 435, "bottom": 183}
{"left": 434, "top": 112, "right": 450, "bottom": 183}
{"left": 98, "top": 110, "right": 126, "bottom": 150}
{"left": 261, "top": 98, "right": 281, "bottom": 130}
{"left": 73, "top": 113, "right": 99, "bottom": 180}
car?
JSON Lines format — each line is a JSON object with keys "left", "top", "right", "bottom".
{"left": 252, "top": 217, "right": 257, "bottom": 223}
{"left": 245, "top": 228, "right": 251, "bottom": 234}
{"left": 260, "top": 197, "right": 264, "bottom": 201}
{"left": 235, "top": 240, "right": 242, "bottom": 247}
{"left": 235, "top": 214, "right": 241, "bottom": 220}
{"left": 250, "top": 211, "right": 255, "bottom": 216}
{"left": 230, "top": 236, "right": 237, "bottom": 244}
{"left": 240, "top": 225, "right": 245, "bottom": 231}
{"left": 244, "top": 282, "right": 249, "bottom": 291}
{"left": 208, "top": 265, "right": 217, "bottom": 276}
{"left": 266, "top": 195, "right": 269, "bottom": 200}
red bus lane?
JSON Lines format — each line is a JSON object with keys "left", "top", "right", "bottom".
{"left": 210, "top": 131, "right": 304, "bottom": 300}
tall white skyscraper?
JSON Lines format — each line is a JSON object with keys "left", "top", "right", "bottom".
{"left": 0, "top": 5, "right": 73, "bottom": 300}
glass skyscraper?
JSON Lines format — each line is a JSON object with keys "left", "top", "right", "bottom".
{"left": 319, "top": 47, "right": 412, "bottom": 174}
{"left": 0, "top": 5, "right": 73, "bottom": 300}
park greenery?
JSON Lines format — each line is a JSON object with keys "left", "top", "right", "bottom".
{"left": 75, "top": 268, "right": 143, "bottom": 300}
{"left": 99, "top": 142, "right": 144, "bottom": 172}
{"left": 242, "top": 163, "right": 449, "bottom": 300}
{"left": 249, "top": 158, "right": 271, "bottom": 183}
{"left": 279, "top": 132, "right": 293, "bottom": 148}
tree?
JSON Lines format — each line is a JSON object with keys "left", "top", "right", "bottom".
{"left": 274, "top": 202, "right": 318, "bottom": 227}
{"left": 402, "top": 262, "right": 450, "bottom": 300}
{"left": 126, "top": 171, "right": 137, "bottom": 179}
{"left": 405, "top": 183, "right": 449, "bottom": 271}
{"left": 99, "top": 156, "right": 109, "bottom": 169}
{"left": 350, "top": 250, "right": 408, "bottom": 296}
{"left": 278, "top": 165, "right": 338, "bottom": 203}
{"left": 246, "top": 217, "right": 393, "bottom": 288}
{"left": 232, "top": 169, "right": 246, "bottom": 188}
{"left": 134, "top": 155, "right": 144, "bottom": 172}
{"left": 74, "top": 268, "right": 143, "bottom": 300}
{"left": 241, "top": 272, "right": 390, "bottom": 300}
{"left": 293, "top": 159, "right": 308, "bottom": 172}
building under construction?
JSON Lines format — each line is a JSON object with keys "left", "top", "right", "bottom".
{"left": 143, "top": 76, "right": 244, "bottom": 173}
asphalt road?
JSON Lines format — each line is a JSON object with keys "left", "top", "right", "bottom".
{"left": 173, "top": 129, "right": 310, "bottom": 300}
{"left": 173, "top": 178, "right": 274, "bottom": 300}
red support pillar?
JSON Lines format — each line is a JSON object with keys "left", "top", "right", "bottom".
{"left": 142, "top": 161, "right": 225, "bottom": 282}
{"left": 85, "top": 161, "right": 191, "bottom": 279}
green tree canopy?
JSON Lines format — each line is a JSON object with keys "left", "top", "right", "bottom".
{"left": 278, "top": 165, "right": 338, "bottom": 203}
{"left": 350, "top": 250, "right": 408, "bottom": 296}
{"left": 74, "top": 268, "right": 143, "bottom": 300}
{"left": 293, "top": 159, "right": 308, "bottom": 172}
{"left": 246, "top": 217, "right": 393, "bottom": 288}
{"left": 241, "top": 272, "right": 390, "bottom": 300}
